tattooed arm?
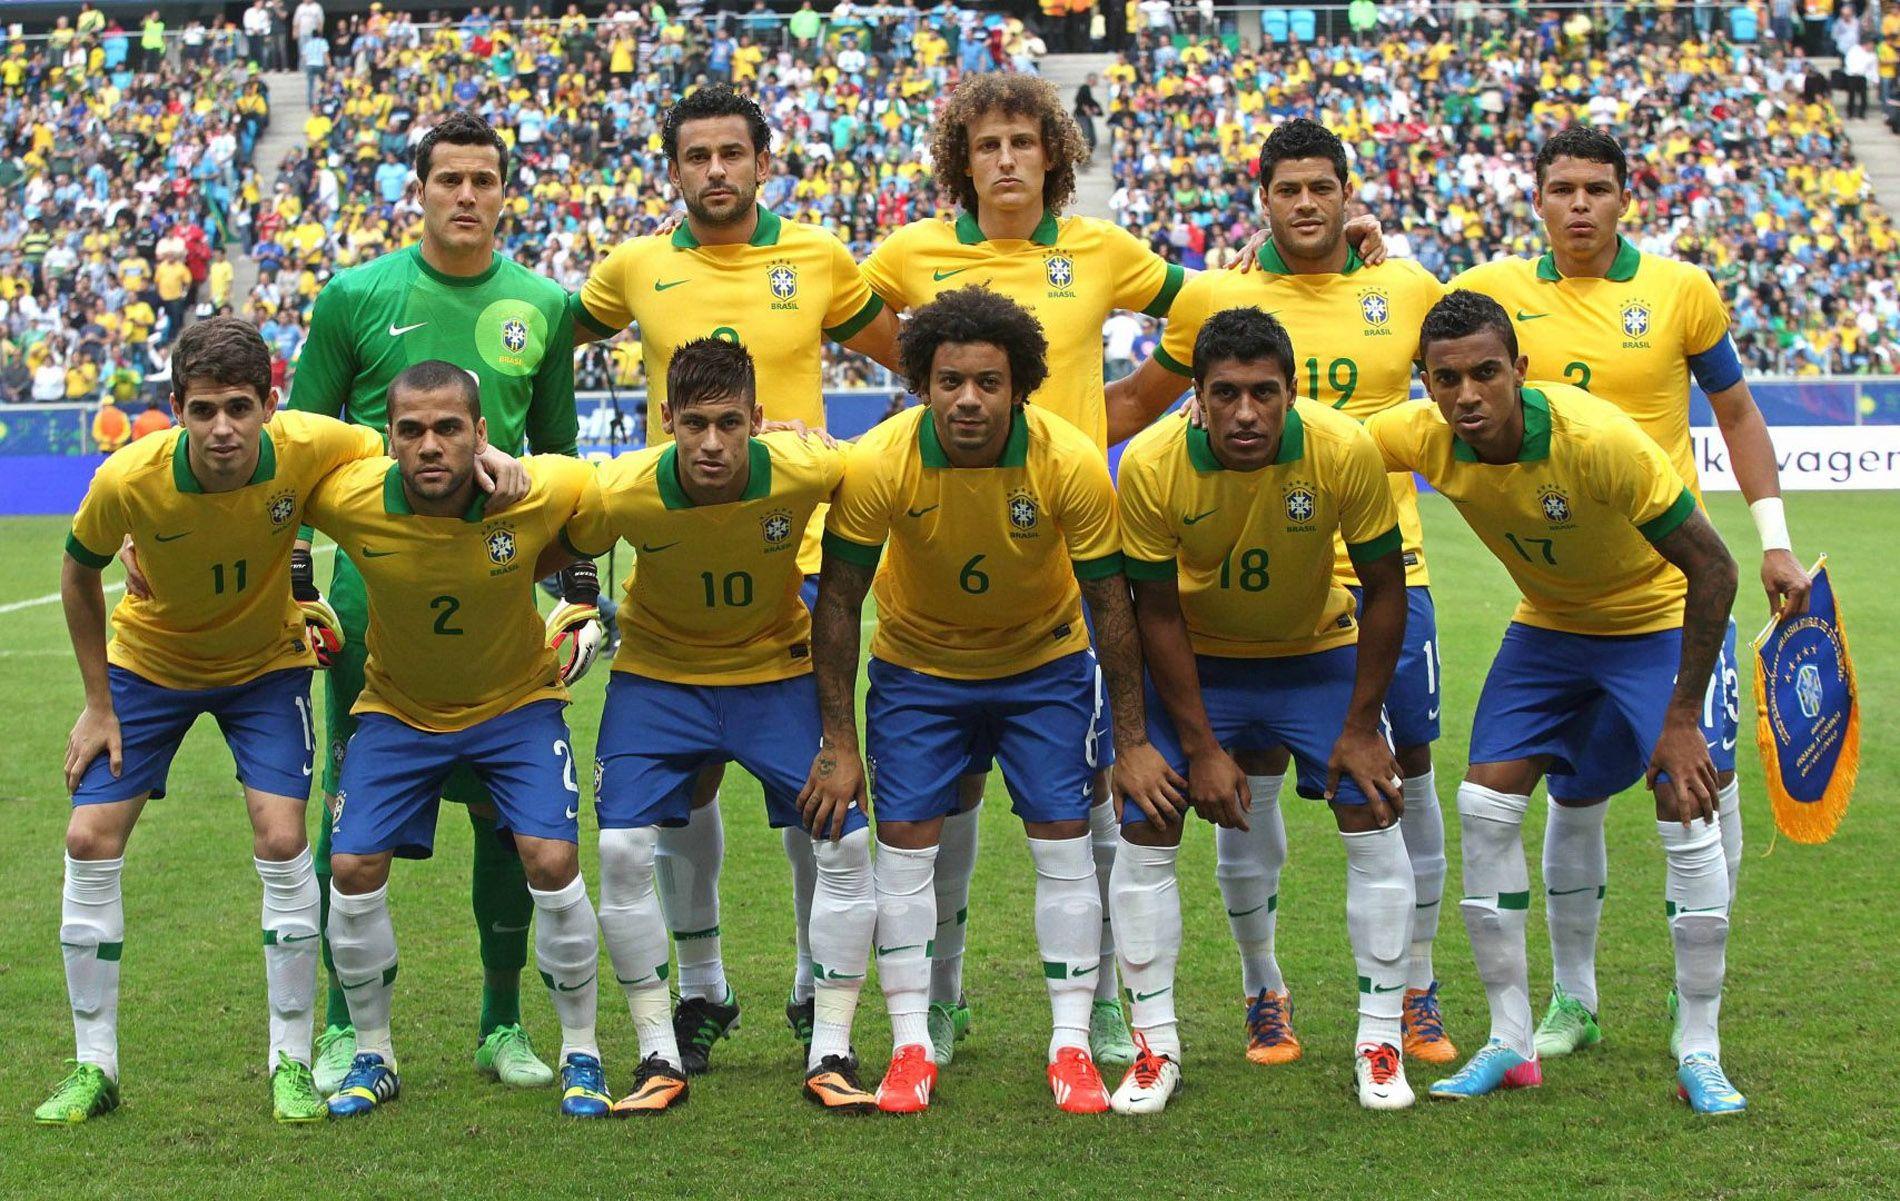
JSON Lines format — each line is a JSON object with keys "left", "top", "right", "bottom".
{"left": 798, "top": 550, "right": 877, "bottom": 840}
{"left": 1648, "top": 508, "right": 1740, "bottom": 826}
{"left": 1080, "top": 573, "right": 1186, "bottom": 827}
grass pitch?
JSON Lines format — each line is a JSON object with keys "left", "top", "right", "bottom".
{"left": 0, "top": 493, "right": 1894, "bottom": 1199}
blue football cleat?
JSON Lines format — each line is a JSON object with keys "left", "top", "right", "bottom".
{"left": 1676, "top": 1053, "right": 1747, "bottom": 1115}
{"left": 560, "top": 1053, "right": 612, "bottom": 1118}
{"left": 1428, "top": 1039, "right": 1543, "bottom": 1100}
{"left": 327, "top": 1053, "right": 399, "bottom": 1118}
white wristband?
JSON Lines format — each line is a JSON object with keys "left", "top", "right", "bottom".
{"left": 1749, "top": 496, "right": 1792, "bottom": 554}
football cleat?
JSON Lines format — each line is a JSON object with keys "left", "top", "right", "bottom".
{"left": 875, "top": 1044, "right": 938, "bottom": 1114}
{"left": 1402, "top": 981, "right": 1459, "bottom": 1064}
{"left": 927, "top": 996, "right": 973, "bottom": 1067}
{"left": 1533, "top": 986, "right": 1603, "bottom": 1058}
{"left": 271, "top": 1053, "right": 325, "bottom": 1124}
{"left": 674, "top": 990, "right": 742, "bottom": 1075}
{"left": 1109, "top": 1034, "right": 1181, "bottom": 1115}
{"left": 805, "top": 1054, "right": 877, "bottom": 1114}
{"left": 559, "top": 1053, "right": 612, "bottom": 1118}
{"left": 1243, "top": 989, "right": 1303, "bottom": 1065}
{"left": 613, "top": 1054, "right": 690, "bottom": 1116}
{"left": 1047, "top": 1046, "right": 1111, "bottom": 1114}
{"left": 1090, "top": 998, "right": 1138, "bottom": 1071}
{"left": 326, "top": 1053, "right": 399, "bottom": 1117}
{"left": 475, "top": 1022, "right": 556, "bottom": 1087}
{"left": 33, "top": 1062, "right": 119, "bottom": 1125}
{"left": 785, "top": 993, "right": 815, "bottom": 1054}
{"left": 1428, "top": 1040, "right": 1542, "bottom": 1100}
{"left": 1676, "top": 1052, "right": 1747, "bottom": 1115}
{"left": 312, "top": 1024, "right": 357, "bottom": 1095}
{"left": 1354, "top": 1042, "right": 1415, "bottom": 1110}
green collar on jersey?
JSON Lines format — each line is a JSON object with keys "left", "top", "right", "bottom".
{"left": 954, "top": 209, "right": 1061, "bottom": 246}
{"left": 382, "top": 462, "right": 490, "bottom": 520}
{"left": 1452, "top": 387, "right": 1552, "bottom": 463}
{"left": 1535, "top": 236, "right": 1642, "bottom": 282}
{"left": 672, "top": 205, "right": 783, "bottom": 250}
{"left": 918, "top": 405, "right": 1029, "bottom": 468}
{"left": 412, "top": 244, "right": 502, "bottom": 288}
{"left": 172, "top": 425, "right": 277, "bottom": 493}
{"left": 1185, "top": 405, "right": 1305, "bottom": 471}
{"left": 656, "top": 438, "right": 773, "bottom": 508}
{"left": 1255, "top": 239, "right": 1365, "bottom": 276}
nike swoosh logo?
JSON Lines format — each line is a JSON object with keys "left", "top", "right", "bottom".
{"left": 1226, "top": 904, "right": 1265, "bottom": 918}
{"left": 616, "top": 973, "right": 658, "bottom": 986}
{"left": 554, "top": 973, "right": 597, "bottom": 992}
{"left": 932, "top": 267, "right": 973, "bottom": 282}
{"left": 877, "top": 943, "right": 922, "bottom": 956}
{"left": 1071, "top": 964, "right": 1098, "bottom": 977}
{"left": 654, "top": 279, "right": 690, "bottom": 291}
{"left": 906, "top": 504, "right": 939, "bottom": 518}
{"left": 360, "top": 547, "right": 396, "bottom": 558}
{"left": 279, "top": 932, "right": 319, "bottom": 943}
{"left": 1133, "top": 987, "right": 1172, "bottom": 1002}
{"left": 1427, "top": 707, "right": 1440, "bottom": 720}
{"left": 564, "top": 805, "right": 579, "bottom": 820}
{"left": 340, "top": 975, "right": 381, "bottom": 991}
{"left": 154, "top": 531, "right": 191, "bottom": 542}
{"left": 1515, "top": 311, "right": 1549, "bottom": 322}
{"left": 1547, "top": 885, "right": 1599, "bottom": 896}
{"left": 1182, "top": 508, "right": 1219, "bottom": 525}
{"left": 818, "top": 970, "right": 868, "bottom": 981}
{"left": 388, "top": 322, "right": 428, "bottom": 336}
{"left": 1675, "top": 905, "right": 1726, "bottom": 915}
{"left": 640, "top": 541, "right": 679, "bottom": 554}
{"left": 1371, "top": 982, "right": 1404, "bottom": 993}
{"left": 490, "top": 921, "right": 530, "bottom": 934}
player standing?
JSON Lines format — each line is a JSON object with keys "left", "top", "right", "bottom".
{"left": 1116, "top": 307, "right": 1415, "bottom": 1113}
{"left": 289, "top": 110, "right": 581, "bottom": 1094}
{"left": 570, "top": 84, "right": 900, "bottom": 1071}
{"left": 304, "top": 362, "right": 609, "bottom": 1120}
{"left": 1452, "top": 127, "right": 1810, "bottom": 1060}
{"left": 802, "top": 287, "right": 1181, "bottom": 1115}
{"left": 1105, "top": 119, "right": 1458, "bottom": 1066}
{"left": 1367, "top": 292, "right": 1746, "bottom": 1114}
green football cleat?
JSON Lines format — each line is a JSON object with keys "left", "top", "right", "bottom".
{"left": 475, "top": 1023, "right": 556, "bottom": 1088}
{"left": 312, "top": 1024, "right": 357, "bottom": 1095}
{"left": 35, "top": 1062, "right": 119, "bottom": 1125}
{"left": 674, "top": 989, "right": 742, "bottom": 1076}
{"left": 271, "top": 1054, "right": 325, "bottom": 1124}
{"left": 927, "top": 996, "right": 973, "bottom": 1067}
{"left": 1533, "top": 986, "right": 1603, "bottom": 1058}
{"left": 1090, "top": 998, "right": 1138, "bottom": 1071}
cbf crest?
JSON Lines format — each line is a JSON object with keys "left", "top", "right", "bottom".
{"left": 1007, "top": 489, "right": 1040, "bottom": 537}
{"left": 502, "top": 317, "right": 529, "bottom": 353}
{"left": 1045, "top": 252, "right": 1075, "bottom": 297}
{"left": 1538, "top": 484, "right": 1574, "bottom": 526}
{"left": 1360, "top": 290, "right": 1390, "bottom": 327}
{"left": 767, "top": 260, "right": 799, "bottom": 310}
{"left": 267, "top": 489, "right": 297, "bottom": 529}
{"left": 761, "top": 507, "right": 795, "bottom": 551}
{"left": 1283, "top": 482, "right": 1317, "bottom": 530}
{"left": 484, "top": 521, "right": 519, "bottom": 571}
{"left": 1621, "top": 301, "right": 1651, "bottom": 343}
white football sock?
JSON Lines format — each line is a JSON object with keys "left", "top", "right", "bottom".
{"left": 597, "top": 827, "right": 679, "bottom": 1068}
{"left": 60, "top": 854, "right": 124, "bottom": 1080}
{"left": 657, "top": 796, "right": 725, "bottom": 1002}
{"left": 1660, "top": 817, "right": 1730, "bottom": 1059}
{"left": 1456, "top": 782, "right": 1534, "bottom": 1058}
{"left": 531, "top": 875, "right": 601, "bottom": 1063}
{"left": 1028, "top": 834, "right": 1102, "bottom": 1061}
{"left": 1542, "top": 798, "right": 1608, "bottom": 1014}
{"left": 1343, "top": 824, "right": 1415, "bottom": 1048}
{"left": 783, "top": 826, "right": 818, "bottom": 1004}
{"left": 1214, "top": 773, "right": 1286, "bottom": 997}
{"left": 1088, "top": 799, "right": 1121, "bottom": 1002}
{"left": 257, "top": 848, "right": 320, "bottom": 1070}
{"left": 1717, "top": 779, "right": 1743, "bottom": 911}
{"left": 1110, "top": 837, "right": 1182, "bottom": 1061}
{"left": 327, "top": 881, "right": 399, "bottom": 1062}
{"left": 808, "top": 827, "right": 874, "bottom": 1068}
{"left": 874, "top": 841, "right": 937, "bottom": 1052}
{"left": 1398, "top": 769, "right": 1445, "bottom": 991}
{"left": 929, "top": 802, "right": 979, "bottom": 1007}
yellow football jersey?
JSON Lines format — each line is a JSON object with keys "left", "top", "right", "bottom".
{"left": 1120, "top": 402, "right": 1401, "bottom": 658}
{"left": 1365, "top": 384, "right": 1696, "bottom": 637}
{"left": 1155, "top": 244, "right": 1443, "bottom": 589}
{"left": 860, "top": 211, "right": 1184, "bottom": 450}
{"left": 824, "top": 405, "right": 1122, "bottom": 680}
{"left": 66, "top": 411, "right": 383, "bottom": 691}
{"left": 1452, "top": 239, "right": 1731, "bottom": 500}
{"left": 563, "top": 432, "right": 845, "bottom": 686}
{"left": 303, "top": 454, "right": 598, "bottom": 732}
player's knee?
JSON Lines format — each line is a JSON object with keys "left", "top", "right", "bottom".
{"left": 517, "top": 839, "right": 581, "bottom": 892}
{"left": 64, "top": 822, "right": 129, "bottom": 862}
{"left": 330, "top": 853, "right": 386, "bottom": 896}
{"left": 954, "top": 772, "right": 987, "bottom": 810}
{"left": 1395, "top": 744, "right": 1434, "bottom": 777}
{"left": 252, "top": 826, "right": 309, "bottom": 863}
{"left": 598, "top": 826, "right": 658, "bottom": 890}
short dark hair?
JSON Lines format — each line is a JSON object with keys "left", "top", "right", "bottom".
{"left": 1258, "top": 117, "right": 1348, "bottom": 189}
{"left": 171, "top": 316, "right": 273, "bottom": 404}
{"left": 1191, "top": 307, "right": 1296, "bottom": 388}
{"left": 388, "top": 359, "right": 482, "bottom": 418}
{"left": 1534, "top": 125, "right": 1628, "bottom": 189}
{"left": 1418, "top": 290, "right": 1520, "bottom": 363}
{"left": 414, "top": 110, "right": 509, "bottom": 184}
{"left": 898, "top": 286, "right": 1049, "bottom": 402}
{"left": 668, "top": 337, "right": 757, "bottom": 408}
{"left": 662, "top": 84, "right": 771, "bottom": 163}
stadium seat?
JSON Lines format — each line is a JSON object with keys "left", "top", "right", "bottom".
{"left": 1263, "top": 9, "right": 1290, "bottom": 44}
{"left": 1727, "top": 6, "right": 1758, "bottom": 41}
{"left": 1290, "top": 9, "right": 1317, "bottom": 42}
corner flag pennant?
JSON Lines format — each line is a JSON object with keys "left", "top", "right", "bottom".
{"left": 1752, "top": 557, "right": 1858, "bottom": 844}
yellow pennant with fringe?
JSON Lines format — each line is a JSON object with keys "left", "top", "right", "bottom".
{"left": 1751, "top": 556, "right": 1858, "bottom": 844}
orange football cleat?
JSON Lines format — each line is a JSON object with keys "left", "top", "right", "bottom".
{"left": 1402, "top": 982, "right": 1459, "bottom": 1065}
{"left": 874, "top": 1045, "right": 938, "bottom": 1115}
{"left": 1046, "top": 1046, "right": 1110, "bottom": 1114}
{"left": 1244, "top": 989, "right": 1303, "bottom": 1065}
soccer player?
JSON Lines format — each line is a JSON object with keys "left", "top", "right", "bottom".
{"left": 1367, "top": 292, "right": 1746, "bottom": 1113}
{"left": 552, "top": 338, "right": 877, "bottom": 1116}
{"left": 290, "top": 109, "right": 578, "bottom": 1094}
{"left": 303, "top": 361, "right": 608, "bottom": 1120}
{"left": 1104, "top": 118, "right": 1458, "bottom": 1067}
{"left": 1451, "top": 127, "right": 1809, "bottom": 1061}
{"left": 41, "top": 318, "right": 383, "bottom": 1124}
{"left": 1116, "top": 306, "right": 1415, "bottom": 1113}
{"left": 571, "top": 84, "right": 900, "bottom": 1070}
{"left": 802, "top": 287, "right": 1181, "bottom": 1116}
{"left": 858, "top": 71, "right": 1187, "bottom": 1070}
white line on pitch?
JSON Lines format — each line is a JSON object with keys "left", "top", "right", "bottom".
{"left": 0, "top": 543, "right": 338, "bottom": 615}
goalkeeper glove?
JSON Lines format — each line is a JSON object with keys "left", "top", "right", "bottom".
{"left": 291, "top": 547, "right": 345, "bottom": 669}
{"left": 546, "top": 560, "right": 605, "bottom": 686}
